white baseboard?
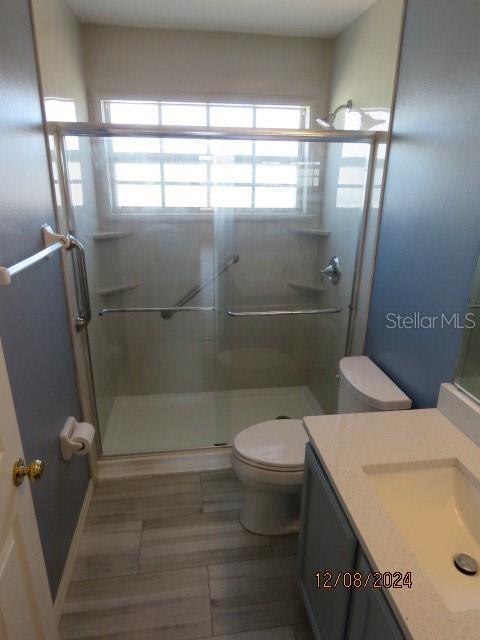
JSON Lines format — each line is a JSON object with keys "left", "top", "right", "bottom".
{"left": 97, "top": 446, "right": 232, "bottom": 480}
{"left": 54, "top": 478, "right": 94, "bottom": 622}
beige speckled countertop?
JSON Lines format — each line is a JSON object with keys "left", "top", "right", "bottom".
{"left": 303, "top": 408, "right": 480, "bottom": 640}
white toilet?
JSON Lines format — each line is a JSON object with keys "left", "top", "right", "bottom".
{"left": 232, "top": 356, "right": 412, "bottom": 535}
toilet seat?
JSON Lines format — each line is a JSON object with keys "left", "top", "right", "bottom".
{"left": 233, "top": 449, "right": 304, "bottom": 473}
{"left": 233, "top": 419, "right": 307, "bottom": 472}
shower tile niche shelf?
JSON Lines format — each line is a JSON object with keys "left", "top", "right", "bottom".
{"left": 97, "top": 283, "right": 139, "bottom": 296}
{"left": 92, "top": 231, "right": 135, "bottom": 241}
{"left": 287, "top": 280, "right": 325, "bottom": 293}
{"left": 289, "top": 228, "right": 330, "bottom": 238}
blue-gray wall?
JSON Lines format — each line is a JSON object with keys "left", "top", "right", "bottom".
{"left": 366, "top": 0, "right": 480, "bottom": 408}
{"left": 0, "top": 0, "right": 90, "bottom": 597}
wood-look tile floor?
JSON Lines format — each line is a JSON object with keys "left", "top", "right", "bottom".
{"left": 60, "top": 469, "right": 314, "bottom": 640}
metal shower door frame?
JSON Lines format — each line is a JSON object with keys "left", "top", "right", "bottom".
{"left": 49, "top": 121, "right": 379, "bottom": 459}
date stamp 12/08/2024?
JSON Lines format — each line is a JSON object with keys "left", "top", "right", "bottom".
{"left": 315, "top": 571, "right": 413, "bottom": 590}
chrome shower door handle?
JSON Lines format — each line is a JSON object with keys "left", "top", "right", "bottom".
{"left": 228, "top": 307, "right": 342, "bottom": 317}
{"left": 321, "top": 256, "right": 341, "bottom": 284}
{"left": 67, "top": 235, "right": 92, "bottom": 331}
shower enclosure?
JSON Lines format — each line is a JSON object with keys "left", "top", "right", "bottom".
{"left": 49, "top": 119, "right": 376, "bottom": 456}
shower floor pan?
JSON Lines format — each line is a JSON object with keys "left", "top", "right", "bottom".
{"left": 102, "top": 385, "right": 323, "bottom": 456}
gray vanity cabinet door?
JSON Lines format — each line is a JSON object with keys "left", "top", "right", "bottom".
{"left": 346, "top": 553, "right": 405, "bottom": 640}
{"left": 298, "top": 444, "right": 358, "bottom": 640}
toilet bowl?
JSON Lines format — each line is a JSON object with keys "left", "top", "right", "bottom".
{"left": 232, "top": 419, "right": 306, "bottom": 535}
{"left": 232, "top": 357, "right": 412, "bottom": 535}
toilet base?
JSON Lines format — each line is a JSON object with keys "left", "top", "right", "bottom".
{"left": 239, "top": 486, "right": 301, "bottom": 535}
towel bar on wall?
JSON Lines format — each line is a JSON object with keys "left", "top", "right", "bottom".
{"left": 0, "top": 224, "right": 92, "bottom": 331}
{"left": 0, "top": 224, "right": 68, "bottom": 286}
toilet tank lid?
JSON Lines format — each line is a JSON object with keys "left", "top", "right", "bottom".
{"left": 339, "top": 356, "right": 412, "bottom": 411}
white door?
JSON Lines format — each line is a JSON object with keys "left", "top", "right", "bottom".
{"left": 0, "top": 339, "right": 59, "bottom": 639}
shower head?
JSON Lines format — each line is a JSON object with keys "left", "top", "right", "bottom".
{"left": 315, "top": 116, "right": 333, "bottom": 129}
{"left": 316, "top": 100, "right": 353, "bottom": 129}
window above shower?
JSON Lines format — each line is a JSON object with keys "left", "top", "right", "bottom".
{"left": 98, "top": 99, "right": 314, "bottom": 216}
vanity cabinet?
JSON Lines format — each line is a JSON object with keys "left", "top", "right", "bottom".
{"left": 299, "top": 444, "right": 405, "bottom": 640}
{"left": 346, "top": 553, "right": 405, "bottom": 640}
{"left": 298, "top": 444, "right": 358, "bottom": 640}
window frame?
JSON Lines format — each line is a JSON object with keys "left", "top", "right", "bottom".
{"left": 99, "top": 99, "right": 312, "bottom": 218}
{"left": 45, "top": 97, "right": 84, "bottom": 208}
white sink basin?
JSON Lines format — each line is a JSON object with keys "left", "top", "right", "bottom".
{"left": 364, "top": 459, "right": 480, "bottom": 612}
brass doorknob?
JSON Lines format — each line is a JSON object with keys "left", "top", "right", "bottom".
{"left": 12, "top": 458, "right": 45, "bottom": 486}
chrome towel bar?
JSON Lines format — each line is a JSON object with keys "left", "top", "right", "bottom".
{"left": 68, "top": 234, "right": 91, "bottom": 331}
{"left": 228, "top": 307, "right": 342, "bottom": 317}
{"left": 99, "top": 306, "right": 215, "bottom": 316}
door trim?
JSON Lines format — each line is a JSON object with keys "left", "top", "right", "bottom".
{"left": 53, "top": 478, "right": 94, "bottom": 622}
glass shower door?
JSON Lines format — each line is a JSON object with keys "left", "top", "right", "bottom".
{"left": 58, "top": 124, "right": 373, "bottom": 456}
{"left": 214, "top": 135, "right": 372, "bottom": 441}
{"left": 62, "top": 132, "right": 231, "bottom": 455}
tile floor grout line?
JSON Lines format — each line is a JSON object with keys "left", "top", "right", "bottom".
{"left": 209, "top": 620, "right": 299, "bottom": 638}
{"left": 68, "top": 563, "right": 215, "bottom": 587}
{"left": 134, "top": 553, "right": 274, "bottom": 576}
{"left": 206, "top": 564, "right": 214, "bottom": 638}
{"left": 200, "top": 471, "right": 205, "bottom": 511}
{"left": 268, "top": 537, "right": 276, "bottom": 557}
{"left": 69, "top": 547, "right": 293, "bottom": 587}
{"left": 196, "top": 626, "right": 297, "bottom": 640}
{"left": 136, "top": 519, "right": 145, "bottom": 573}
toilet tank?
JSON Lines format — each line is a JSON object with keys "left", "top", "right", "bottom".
{"left": 338, "top": 356, "right": 412, "bottom": 413}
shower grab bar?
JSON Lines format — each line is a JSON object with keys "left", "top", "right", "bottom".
{"left": 228, "top": 307, "right": 342, "bottom": 317}
{"left": 161, "top": 252, "right": 239, "bottom": 319}
{"left": 99, "top": 306, "right": 215, "bottom": 316}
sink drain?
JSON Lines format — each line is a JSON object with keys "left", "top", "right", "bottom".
{"left": 453, "top": 554, "right": 478, "bottom": 576}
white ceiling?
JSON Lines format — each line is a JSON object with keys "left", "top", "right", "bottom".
{"left": 66, "top": 0, "right": 376, "bottom": 38}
